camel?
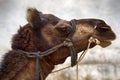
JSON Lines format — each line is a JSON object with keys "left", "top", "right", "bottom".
{"left": 0, "top": 8, "right": 116, "bottom": 80}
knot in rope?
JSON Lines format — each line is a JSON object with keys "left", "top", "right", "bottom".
{"left": 89, "top": 37, "right": 100, "bottom": 45}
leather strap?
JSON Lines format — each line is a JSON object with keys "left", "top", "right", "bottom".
{"left": 69, "top": 19, "right": 77, "bottom": 67}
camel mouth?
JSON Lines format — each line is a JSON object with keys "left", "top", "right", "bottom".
{"left": 87, "top": 37, "right": 113, "bottom": 48}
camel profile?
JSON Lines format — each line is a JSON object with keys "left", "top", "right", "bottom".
{"left": 0, "top": 8, "right": 116, "bottom": 80}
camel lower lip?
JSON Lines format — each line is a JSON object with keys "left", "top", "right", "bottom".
{"left": 99, "top": 40, "right": 112, "bottom": 48}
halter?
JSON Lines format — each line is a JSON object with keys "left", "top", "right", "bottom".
{"left": 17, "top": 19, "right": 77, "bottom": 80}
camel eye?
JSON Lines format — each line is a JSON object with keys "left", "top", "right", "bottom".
{"left": 56, "top": 26, "right": 71, "bottom": 36}
{"left": 57, "top": 26, "right": 71, "bottom": 32}
{"left": 61, "top": 27, "right": 68, "bottom": 32}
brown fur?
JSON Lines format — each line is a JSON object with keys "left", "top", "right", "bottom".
{"left": 0, "top": 8, "right": 116, "bottom": 80}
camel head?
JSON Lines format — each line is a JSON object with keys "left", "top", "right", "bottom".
{"left": 15, "top": 8, "right": 115, "bottom": 63}
{"left": 11, "top": 8, "right": 116, "bottom": 66}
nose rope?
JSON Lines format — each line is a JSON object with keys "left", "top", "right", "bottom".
{"left": 76, "top": 37, "right": 100, "bottom": 80}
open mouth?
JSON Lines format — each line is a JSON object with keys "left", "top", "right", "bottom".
{"left": 88, "top": 37, "right": 113, "bottom": 48}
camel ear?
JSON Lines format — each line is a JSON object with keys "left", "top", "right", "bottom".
{"left": 27, "top": 8, "right": 47, "bottom": 29}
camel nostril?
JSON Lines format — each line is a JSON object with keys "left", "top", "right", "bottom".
{"left": 98, "top": 26, "right": 110, "bottom": 32}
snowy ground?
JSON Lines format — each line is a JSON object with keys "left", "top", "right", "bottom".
{"left": 0, "top": 0, "right": 120, "bottom": 80}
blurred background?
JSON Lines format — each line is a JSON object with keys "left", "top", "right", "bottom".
{"left": 0, "top": 0, "right": 120, "bottom": 80}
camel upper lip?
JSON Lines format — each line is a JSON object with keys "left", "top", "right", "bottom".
{"left": 96, "top": 37, "right": 114, "bottom": 43}
{"left": 98, "top": 39, "right": 112, "bottom": 44}
{"left": 101, "top": 40, "right": 112, "bottom": 42}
